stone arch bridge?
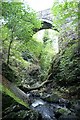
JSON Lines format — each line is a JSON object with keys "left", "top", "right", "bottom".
{"left": 36, "top": 8, "right": 58, "bottom": 31}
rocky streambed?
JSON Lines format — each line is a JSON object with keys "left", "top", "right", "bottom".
{"left": 2, "top": 92, "right": 80, "bottom": 120}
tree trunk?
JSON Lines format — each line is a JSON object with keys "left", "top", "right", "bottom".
{"left": 7, "top": 30, "right": 14, "bottom": 65}
{"left": 7, "top": 39, "right": 13, "bottom": 65}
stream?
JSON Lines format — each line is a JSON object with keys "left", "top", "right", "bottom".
{"left": 28, "top": 92, "right": 80, "bottom": 120}
{"left": 31, "top": 99, "right": 57, "bottom": 120}
{"left": 3, "top": 92, "right": 80, "bottom": 120}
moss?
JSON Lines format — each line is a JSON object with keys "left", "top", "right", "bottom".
{"left": 0, "top": 83, "right": 29, "bottom": 109}
{"left": 56, "top": 108, "right": 71, "bottom": 115}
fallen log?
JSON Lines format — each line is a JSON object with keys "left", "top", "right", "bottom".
{"left": 19, "top": 73, "right": 53, "bottom": 92}
{"left": 0, "top": 72, "right": 53, "bottom": 109}
{"left": 19, "top": 79, "right": 53, "bottom": 92}
{"left": 0, "top": 74, "right": 30, "bottom": 108}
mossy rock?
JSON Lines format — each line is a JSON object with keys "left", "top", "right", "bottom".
{"left": 42, "top": 94, "right": 60, "bottom": 103}
{"left": 56, "top": 107, "right": 71, "bottom": 116}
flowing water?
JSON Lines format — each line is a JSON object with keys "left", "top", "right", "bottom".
{"left": 29, "top": 93, "right": 75, "bottom": 120}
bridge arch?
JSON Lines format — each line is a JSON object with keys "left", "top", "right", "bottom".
{"left": 39, "top": 19, "right": 52, "bottom": 30}
{"left": 34, "top": 8, "right": 58, "bottom": 32}
{"left": 34, "top": 19, "right": 58, "bottom": 32}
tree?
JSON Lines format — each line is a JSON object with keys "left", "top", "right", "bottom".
{"left": 2, "top": 2, "right": 41, "bottom": 65}
{"left": 43, "top": 29, "right": 50, "bottom": 43}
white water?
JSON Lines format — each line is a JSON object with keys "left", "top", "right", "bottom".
{"left": 32, "top": 99, "right": 45, "bottom": 107}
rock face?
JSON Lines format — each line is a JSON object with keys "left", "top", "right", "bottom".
{"left": 58, "top": 30, "right": 78, "bottom": 52}
{"left": 49, "top": 20, "right": 80, "bottom": 98}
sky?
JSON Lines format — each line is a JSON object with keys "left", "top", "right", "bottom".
{"left": 23, "top": 0, "right": 54, "bottom": 11}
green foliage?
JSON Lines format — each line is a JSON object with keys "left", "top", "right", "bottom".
{"left": 43, "top": 30, "right": 50, "bottom": 43}
{"left": 51, "top": 0, "right": 80, "bottom": 87}
{"left": 53, "top": 42, "right": 80, "bottom": 85}
{"left": 25, "top": 39, "right": 43, "bottom": 58}
{"left": 52, "top": 0, "right": 78, "bottom": 31}
{"left": 1, "top": 2, "right": 42, "bottom": 86}
{"left": 2, "top": 2, "right": 41, "bottom": 64}
{"left": 2, "top": 2, "right": 41, "bottom": 41}
{"left": 39, "top": 30, "right": 55, "bottom": 77}
{"left": 40, "top": 43, "right": 53, "bottom": 70}
{"left": 59, "top": 43, "right": 79, "bottom": 81}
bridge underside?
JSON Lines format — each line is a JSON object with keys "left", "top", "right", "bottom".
{"left": 40, "top": 21, "right": 52, "bottom": 30}
{"left": 34, "top": 19, "right": 58, "bottom": 32}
